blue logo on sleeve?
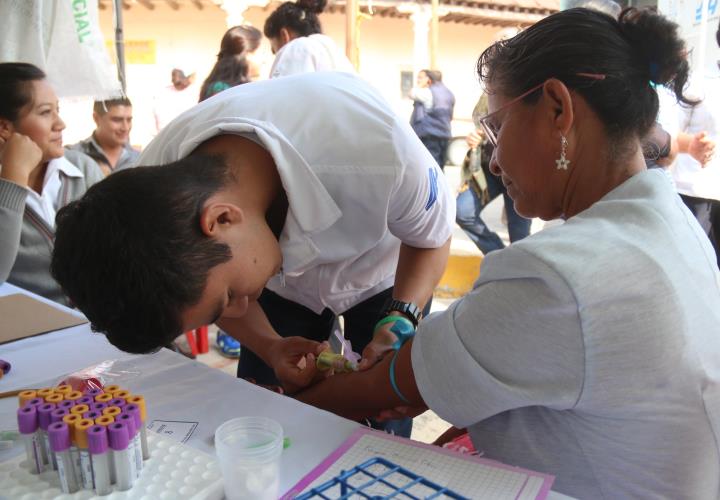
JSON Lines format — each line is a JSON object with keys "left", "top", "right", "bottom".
{"left": 425, "top": 167, "right": 438, "bottom": 211}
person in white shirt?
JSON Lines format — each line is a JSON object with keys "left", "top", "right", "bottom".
{"left": 0, "top": 63, "right": 103, "bottom": 305}
{"left": 264, "top": 0, "right": 354, "bottom": 78}
{"left": 296, "top": 9, "right": 720, "bottom": 499}
{"left": 152, "top": 67, "right": 201, "bottom": 134}
{"left": 51, "top": 73, "right": 453, "bottom": 424}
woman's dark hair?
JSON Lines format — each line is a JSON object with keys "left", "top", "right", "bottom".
{"left": 477, "top": 8, "right": 694, "bottom": 155}
{"left": 0, "top": 62, "right": 46, "bottom": 122}
{"left": 264, "top": 0, "right": 326, "bottom": 39}
{"left": 51, "top": 154, "right": 234, "bottom": 354}
{"left": 200, "top": 25, "right": 262, "bottom": 101}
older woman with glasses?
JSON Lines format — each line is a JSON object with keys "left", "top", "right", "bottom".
{"left": 296, "top": 7, "right": 720, "bottom": 499}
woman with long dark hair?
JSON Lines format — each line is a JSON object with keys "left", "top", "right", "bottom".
{"left": 200, "top": 25, "right": 262, "bottom": 102}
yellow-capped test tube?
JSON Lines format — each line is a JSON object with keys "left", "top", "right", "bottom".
{"left": 95, "top": 393, "right": 113, "bottom": 403}
{"left": 70, "top": 404, "right": 90, "bottom": 416}
{"left": 65, "top": 391, "right": 83, "bottom": 402}
{"left": 55, "top": 385, "right": 73, "bottom": 395}
{"left": 102, "top": 407, "right": 121, "bottom": 418}
{"left": 18, "top": 390, "right": 37, "bottom": 407}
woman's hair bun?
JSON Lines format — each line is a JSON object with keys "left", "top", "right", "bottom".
{"left": 297, "top": 0, "right": 327, "bottom": 14}
{"left": 618, "top": 8, "right": 687, "bottom": 87}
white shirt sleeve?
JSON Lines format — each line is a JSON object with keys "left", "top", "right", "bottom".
{"left": 412, "top": 245, "right": 585, "bottom": 428}
{"left": 385, "top": 120, "right": 455, "bottom": 248}
{"left": 409, "top": 87, "right": 433, "bottom": 110}
{"left": 270, "top": 40, "right": 319, "bottom": 78}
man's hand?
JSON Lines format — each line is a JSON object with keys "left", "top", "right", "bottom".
{"left": 688, "top": 131, "right": 715, "bottom": 166}
{"left": 267, "top": 336, "right": 328, "bottom": 394}
{"left": 0, "top": 133, "right": 43, "bottom": 187}
{"left": 358, "top": 321, "right": 401, "bottom": 371}
{"left": 466, "top": 129, "right": 483, "bottom": 149}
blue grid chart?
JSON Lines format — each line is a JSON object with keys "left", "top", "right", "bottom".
{"left": 295, "top": 457, "right": 469, "bottom": 499}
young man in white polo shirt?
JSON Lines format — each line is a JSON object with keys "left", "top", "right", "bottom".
{"left": 51, "top": 72, "right": 454, "bottom": 435}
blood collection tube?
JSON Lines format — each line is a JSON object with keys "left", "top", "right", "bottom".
{"left": 103, "top": 406, "right": 122, "bottom": 419}
{"left": 18, "top": 390, "right": 37, "bottom": 407}
{"left": 17, "top": 405, "right": 44, "bottom": 474}
{"left": 70, "top": 404, "right": 90, "bottom": 416}
{"left": 84, "top": 388, "right": 103, "bottom": 398}
{"left": 112, "top": 389, "right": 131, "bottom": 399}
{"left": 94, "top": 416, "right": 116, "bottom": 484}
{"left": 37, "top": 402, "right": 56, "bottom": 468}
{"left": 87, "top": 425, "right": 112, "bottom": 496}
{"left": 55, "top": 384, "right": 73, "bottom": 395}
{"left": 37, "top": 388, "right": 55, "bottom": 400}
{"left": 92, "top": 402, "right": 108, "bottom": 412}
{"left": 46, "top": 393, "right": 64, "bottom": 405}
{"left": 75, "top": 419, "right": 95, "bottom": 490}
{"left": 65, "top": 391, "right": 84, "bottom": 402}
{"left": 117, "top": 412, "right": 142, "bottom": 477}
{"left": 109, "top": 398, "right": 127, "bottom": 409}
{"left": 126, "top": 395, "right": 149, "bottom": 460}
{"left": 58, "top": 400, "right": 75, "bottom": 411}
{"left": 51, "top": 408, "right": 69, "bottom": 424}
{"left": 83, "top": 411, "right": 102, "bottom": 421}
{"left": 63, "top": 414, "right": 83, "bottom": 485}
{"left": 77, "top": 396, "right": 94, "bottom": 406}
{"left": 48, "top": 422, "right": 79, "bottom": 494}
{"left": 95, "top": 393, "right": 113, "bottom": 404}
{"left": 108, "top": 422, "right": 134, "bottom": 490}
{"left": 124, "top": 404, "right": 145, "bottom": 470}
{"left": 103, "top": 385, "right": 122, "bottom": 394}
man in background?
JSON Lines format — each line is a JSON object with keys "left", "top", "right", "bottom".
{"left": 409, "top": 69, "right": 455, "bottom": 171}
{"left": 152, "top": 67, "right": 200, "bottom": 135}
{"left": 68, "top": 98, "right": 139, "bottom": 176}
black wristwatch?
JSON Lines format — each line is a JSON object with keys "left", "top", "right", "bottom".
{"left": 381, "top": 298, "right": 421, "bottom": 328}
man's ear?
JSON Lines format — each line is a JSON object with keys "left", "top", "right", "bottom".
{"left": 199, "top": 202, "right": 244, "bottom": 238}
{"left": 0, "top": 118, "right": 14, "bottom": 142}
{"left": 92, "top": 112, "right": 101, "bottom": 127}
{"left": 541, "top": 78, "right": 574, "bottom": 138}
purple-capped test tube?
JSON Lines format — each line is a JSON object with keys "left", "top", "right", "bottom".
{"left": 83, "top": 411, "right": 102, "bottom": 421}
{"left": 92, "top": 402, "right": 108, "bottom": 412}
{"left": 85, "top": 388, "right": 103, "bottom": 398}
{"left": 0, "top": 359, "right": 11, "bottom": 374}
{"left": 48, "top": 422, "right": 78, "bottom": 494}
{"left": 118, "top": 412, "right": 142, "bottom": 476}
{"left": 37, "top": 403, "right": 56, "bottom": 468}
{"left": 58, "top": 400, "right": 75, "bottom": 411}
{"left": 108, "top": 422, "right": 134, "bottom": 491}
{"left": 17, "top": 406, "right": 44, "bottom": 474}
{"left": 26, "top": 397, "right": 44, "bottom": 408}
{"left": 77, "top": 396, "right": 94, "bottom": 406}
{"left": 88, "top": 425, "right": 112, "bottom": 495}
{"left": 50, "top": 408, "right": 69, "bottom": 424}
{"left": 109, "top": 398, "right": 126, "bottom": 409}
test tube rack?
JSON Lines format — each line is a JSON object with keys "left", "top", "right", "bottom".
{"left": 294, "top": 456, "right": 468, "bottom": 499}
{"left": 0, "top": 432, "right": 224, "bottom": 499}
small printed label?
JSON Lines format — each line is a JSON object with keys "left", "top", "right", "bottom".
{"left": 56, "top": 454, "right": 71, "bottom": 493}
{"left": 80, "top": 451, "right": 93, "bottom": 489}
{"left": 146, "top": 420, "right": 198, "bottom": 443}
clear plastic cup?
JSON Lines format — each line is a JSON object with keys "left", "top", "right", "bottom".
{"left": 214, "top": 416, "right": 284, "bottom": 500}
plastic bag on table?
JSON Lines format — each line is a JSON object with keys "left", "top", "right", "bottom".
{"left": 54, "top": 359, "right": 141, "bottom": 393}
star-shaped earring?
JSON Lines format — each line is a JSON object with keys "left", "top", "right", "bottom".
{"left": 556, "top": 156, "right": 570, "bottom": 170}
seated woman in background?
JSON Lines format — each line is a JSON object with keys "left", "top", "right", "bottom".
{"left": 296, "top": 8, "right": 720, "bottom": 499}
{"left": 264, "top": 0, "right": 354, "bottom": 78}
{"left": 0, "top": 63, "right": 103, "bottom": 305}
{"left": 199, "top": 25, "right": 262, "bottom": 102}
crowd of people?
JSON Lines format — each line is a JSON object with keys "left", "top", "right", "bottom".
{"left": 1, "top": 2, "right": 719, "bottom": 498}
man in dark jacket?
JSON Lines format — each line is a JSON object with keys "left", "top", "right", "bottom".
{"left": 410, "top": 69, "right": 455, "bottom": 170}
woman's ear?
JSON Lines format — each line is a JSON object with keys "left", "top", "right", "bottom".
{"left": 199, "top": 202, "right": 244, "bottom": 238}
{"left": 0, "top": 118, "right": 14, "bottom": 142}
{"left": 541, "top": 79, "right": 574, "bottom": 138}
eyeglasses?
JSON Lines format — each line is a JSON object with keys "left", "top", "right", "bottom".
{"left": 474, "top": 73, "right": 606, "bottom": 147}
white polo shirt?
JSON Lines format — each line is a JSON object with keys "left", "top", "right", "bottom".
{"left": 138, "top": 72, "right": 454, "bottom": 314}
{"left": 269, "top": 34, "right": 355, "bottom": 79}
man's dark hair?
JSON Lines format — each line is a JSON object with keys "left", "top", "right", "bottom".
{"left": 477, "top": 8, "right": 694, "bottom": 160}
{"left": 0, "top": 62, "right": 46, "bottom": 122}
{"left": 421, "top": 69, "right": 443, "bottom": 83}
{"left": 264, "top": 0, "right": 326, "bottom": 38}
{"left": 51, "top": 154, "right": 233, "bottom": 354}
{"left": 93, "top": 97, "right": 133, "bottom": 116}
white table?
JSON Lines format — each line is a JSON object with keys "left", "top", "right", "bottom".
{"left": 0, "top": 283, "right": 359, "bottom": 496}
{"left": 0, "top": 283, "right": 571, "bottom": 499}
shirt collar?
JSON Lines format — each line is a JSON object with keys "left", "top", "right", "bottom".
{"left": 49, "top": 155, "right": 84, "bottom": 180}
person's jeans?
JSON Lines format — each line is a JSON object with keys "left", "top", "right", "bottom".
{"left": 237, "top": 287, "right": 414, "bottom": 437}
{"left": 456, "top": 163, "right": 531, "bottom": 254}
{"left": 421, "top": 136, "right": 449, "bottom": 171}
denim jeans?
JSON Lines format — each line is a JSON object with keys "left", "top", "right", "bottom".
{"left": 456, "top": 162, "right": 531, "bottom": 254}
{"left": 421, "top": 136, "right": 449, "bottom": 171}
{"left": 237, "top": 287, "right": 414, "bottom": 437}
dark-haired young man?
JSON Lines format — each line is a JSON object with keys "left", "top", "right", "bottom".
{"left": 68, "top": 98, "right": 139, "bottom": 176}
{"left": 52, "top": 73, "right": 454, "bottom": 420}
